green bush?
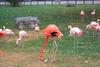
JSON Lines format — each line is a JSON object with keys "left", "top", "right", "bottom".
{"left": 6, "top": 0, "right": 24, "bottom": 7}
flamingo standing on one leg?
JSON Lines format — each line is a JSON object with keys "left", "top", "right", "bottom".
{"left": 68, "top": 25, "right": 84, "bottom": 55}
{"left": 33, "top": 24, "right": 40, "bottom": 39}
{"left": 16, "top": 30, "right": 28, "bottom": 46}
{"left": 91, "top": 9, "right": 96, "bottom": 21}
{"left": 80, "top": 10, "right": 85, "bottom": 22}
{"left": 34, "top": 24, "right": 40, "bottom": 32}
{"left": 39, "top": 24, "right": 63, "bottom": 63}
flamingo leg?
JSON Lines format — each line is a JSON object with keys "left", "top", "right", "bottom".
{"left": 81, "top": 16, "right": 84, "bottom": 22}
{"left": 76, "top": 37, "right": 79, "bottom": 56}
{"left": 74, "top": 36, "right": 79, "bottom": 56}
{"left": 51, "top": 39, "right": 58, "bottom": 63}
{"left": 74, "top": 36, "right": 76, "bottom": 55}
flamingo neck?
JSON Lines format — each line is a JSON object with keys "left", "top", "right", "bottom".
{"left": 16, "top": 36, "right": 22, "bottom": 44}
{"left": 39, "top": 36, "right": 49, "bottom": 61}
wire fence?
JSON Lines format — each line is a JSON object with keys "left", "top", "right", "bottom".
{"left": 0, "top": 0, "right": 100, "bottom": 6}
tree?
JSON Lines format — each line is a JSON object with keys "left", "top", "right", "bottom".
{"left": 6, "top": 0, "right": 24, "bottom": 7}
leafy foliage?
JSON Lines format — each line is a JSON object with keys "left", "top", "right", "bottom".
{"left": 6, "top": 0, "right": 24, "bottom": 7}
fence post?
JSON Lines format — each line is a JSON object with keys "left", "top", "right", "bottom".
{"left": 83, "top": 0, "right": 85, "bottom": 4}
{"left": 52, "top": 0, "right": 53, "bottom": 5}
{"left": 30, "top": 0, "right": 32, "bottom": 5}
{"left": 24, "top": 0, "right": 25, "bottom": 6}
{"left": 5, "top": 0, "right": 6, "bottom": 6}
{"left": 37, "top": 0, "right": 39, "bottom": 5}
{"left": 67, "top": 0, "right": 69, "bottom": 4}
{"left": 75, "top": 0, "right": 77, "bottom": 6}
{"left": 92, "top": 0, "right": 94, "bottom": 5}
{"left": 44, "top": 0, "right": 46, "bottom": 5}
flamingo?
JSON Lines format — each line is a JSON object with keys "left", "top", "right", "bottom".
{"left": 0, "top": 26, "right": 14, "bottom": 35}
{"left": 86, "top": 21, "right": 100, "bottom": 36}
{"left": 80, "top": 10, "right": 85, "bottom": 22}
{"left": 0, "top": 31, "right": 7, "bottom": 57}
{"left": 91, "top": 9, "right": 96, "bottom": 20}
{"left": 16, "top": 30, "right": 28, "bottom": 45}
{"left": 39, "top": 24, "right": 63, "bottom": 63}
{"left": 91, "top": 9, "right": 96, "bottom": 16}
{"left": 86, "top": 21, "right": 99, "bottom": 29}
{"left": 97, "top": 19, "right": 100, "bottom": 24}
{"left": 0, "top": 31, "right": 7, "bottom": 38}
{"left": 80, "top": 10, "right": 85, "bottom": 16}
{"left": 34, "top": 24, "right": 40, "bottom": 32}
{"left": 68, "top": 25, "right": 84, "bottom": 55}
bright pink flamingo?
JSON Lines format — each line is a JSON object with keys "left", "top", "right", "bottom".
{"left": 0, "top": 31, "right": 7, "bottom": 57}
{"left": 0, "top": 31, "right": 7, "bottom": 38}
{"left": 39, "top": 24, "right": 63, "bottom": 62}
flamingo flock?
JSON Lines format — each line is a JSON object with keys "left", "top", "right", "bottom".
{"left": 0, "top": 9, "right": 99, "bottom": 63}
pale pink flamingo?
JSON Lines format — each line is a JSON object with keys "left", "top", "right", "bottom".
{"left": 80, "top": 10, "right": 85, "bottom": 16}
{"left": 33, "top": 24, "right": 40, "bottom": 39}
{"left": 91, "top": 9, "right": 96, "bottom": 20}
{"left": 39, "top": 24, "right": 63, "bottom": 63}
{"left": 97, "top": 19, "right": 100, "bottom": 24}
{"left": 16, "top": 30, "right": 28, "bottom": 45}
{"left": 0, "top": 26, "right": 14, "bottom": 35}
{"left": 2, "top": 26, "right": 14, "bottom": 35}
{"left": 86, "top": 21, "right": 99, "bottom": 30}
{"left": 91, "top": 9, "right": 96, "bottom": 16}
{"left": 86, "top": 21, "right": 100, "bottom": 36}
{"left": 80, "top": 10, "right": 85, "bottom": 22}
{"left": 68, "top": 25, "right": 84, "bottom": 55}
{"left": 34, "top": 24, "right": 40, "bottom": 32}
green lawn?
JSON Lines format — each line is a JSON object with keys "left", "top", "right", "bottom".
{"left": 0, "top": 4, "right": 100, "bottom": 67}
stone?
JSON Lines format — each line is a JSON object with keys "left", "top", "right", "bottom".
{"left": 16, "top": 16, "right": 40, "bottom": 29}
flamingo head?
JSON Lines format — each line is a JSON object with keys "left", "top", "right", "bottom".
{"left": 68, "top": 25, "right": 72, "bottom": 29}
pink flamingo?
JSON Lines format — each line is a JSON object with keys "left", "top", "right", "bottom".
{"left": 80, "top": 10, "right": 85, "bottom": 22}
{"left": 86, "top": 21, "right": 99, "bottom": 29}
{"left": 80, "top": 10, "right": 85, "bottom": 16}
{"left": 68, "top": 25, "right": 84, "bottom": 55}
{"left": 91, "top": 9, "right": 96, "bottom": 20}
{"left": 0, "top": 31, "right": 7, "bottom": 38}
{"left": 34, "top": 24, "right": 40, "bottom": 32}
{"left": 97, "top": 19, "right": 100, "bottom": 24}
{"left": 16, "top": 30, "right": 28, "bottom": 45}
{"left": 39, "top": 24, "right": 63, "bottom": 62}
{"left": 0, "top": 31, "right": 7, "bottom": 57}
{"left": 86, "top": 21, "right": 100, "bottom": 36}
{"left": 91, "top": 9, "right": 96, "bottom": 16}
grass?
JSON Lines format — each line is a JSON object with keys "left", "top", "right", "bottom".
{"left": 0, "top": 4, "right": 100, "bottom": 67}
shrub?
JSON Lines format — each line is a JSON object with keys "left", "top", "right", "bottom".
{"left": 6, "top": 0, "right": 24, "bottom": 7}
